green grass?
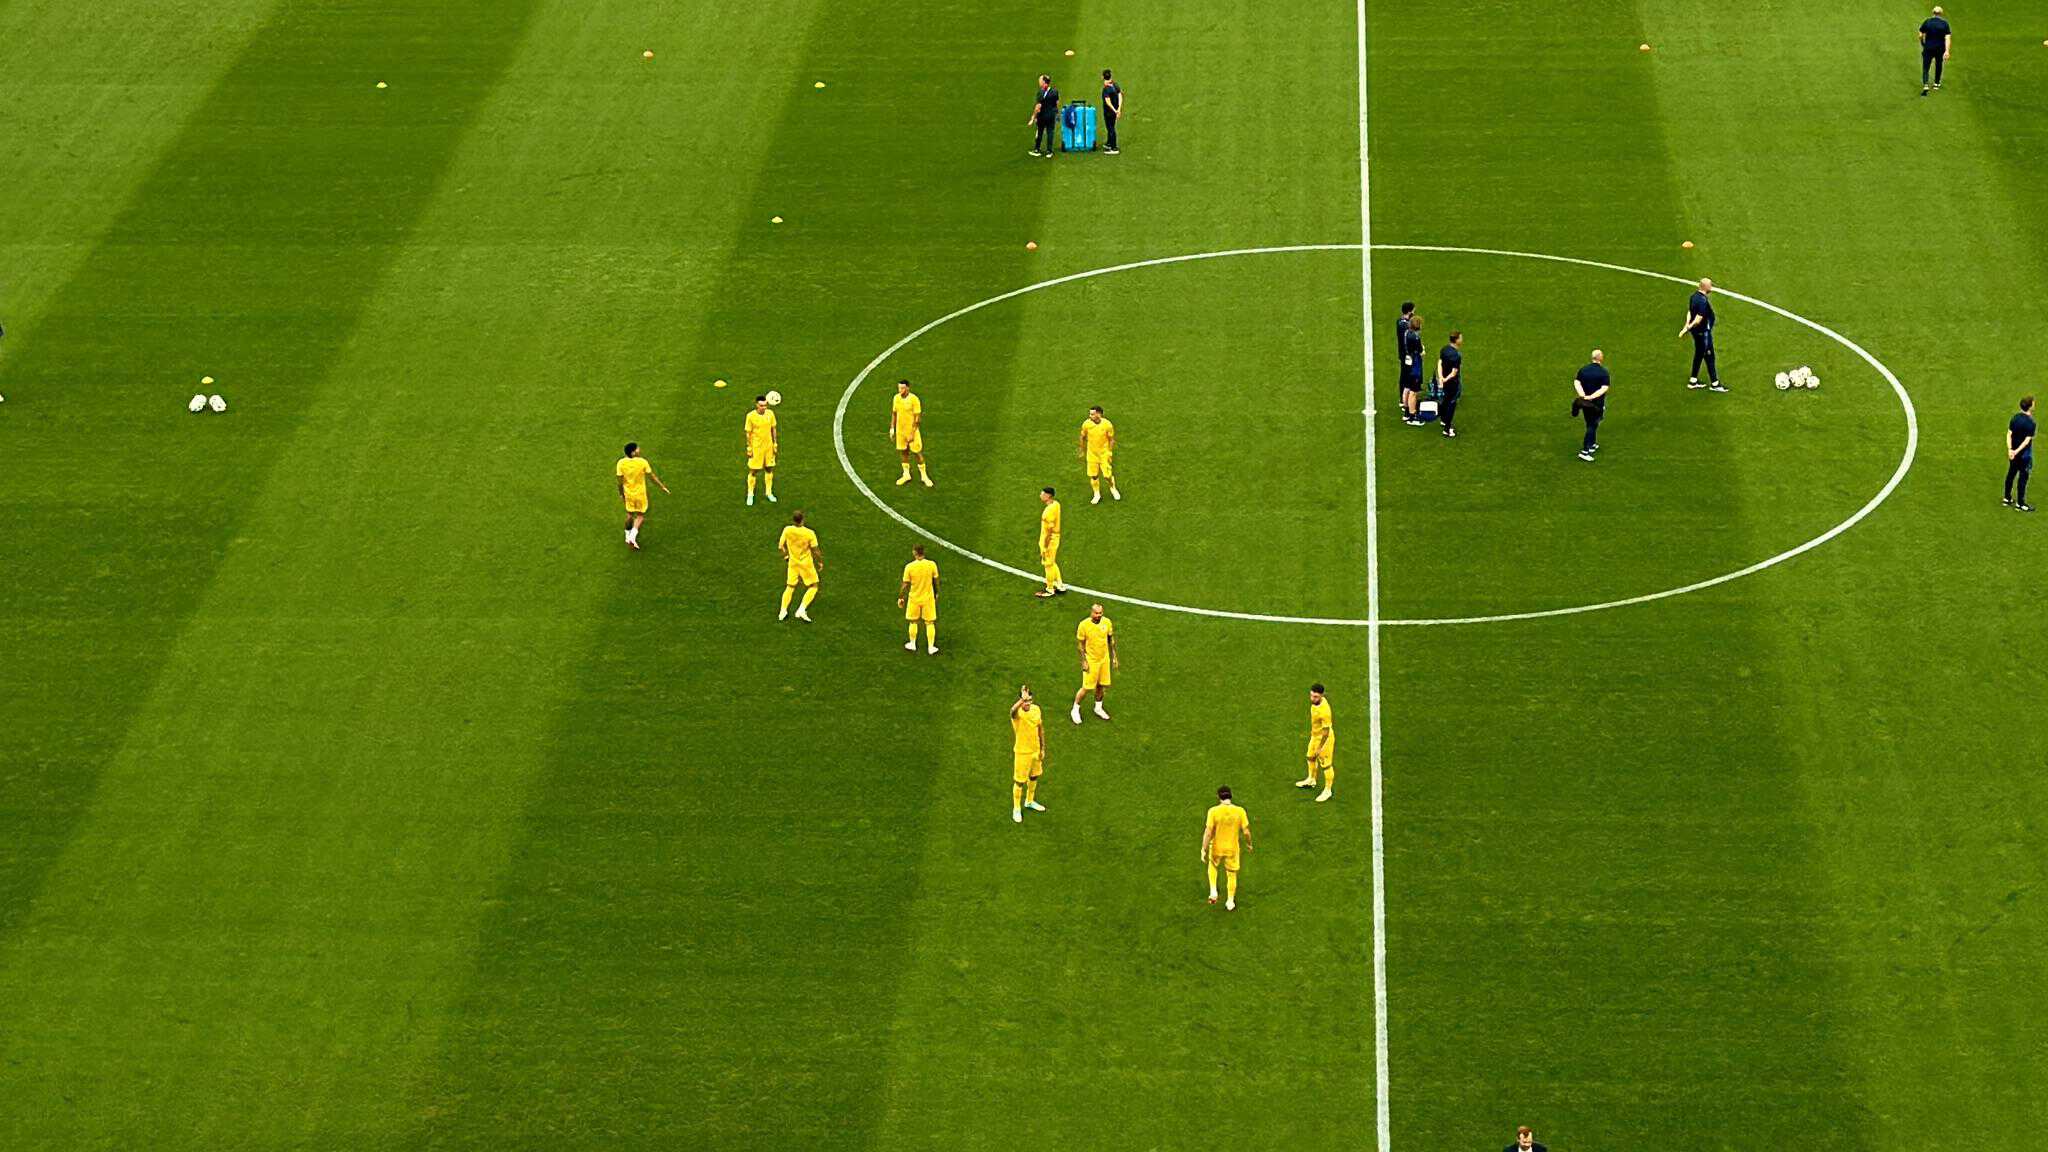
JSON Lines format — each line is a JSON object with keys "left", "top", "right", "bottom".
{"left": 1, "top": 0, "right": 2044, "bottom": 1148}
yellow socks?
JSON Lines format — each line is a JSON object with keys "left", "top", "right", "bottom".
{"left": 779, "top": 587, "right": 794, "bottom": 614}
{"left": 1025, "top": 779, "right": 1038, "bottom": 805}
{"left": 1013, "top": 784, "right": 1023, "bottom": 809}
{"left": 1206, "top": 862, "right": 1218, "bottom": 890}
{"left": 907, "top": 623, "right": 918, "bottom": 643}
{"left": 748, "top": 473, "right": 758, "bottom": 496}
{"left": 926, "top": 622, "right": 936, "bottom": 646}
{"left": 918, "top": 463, "right": 930, "bottom": 483}
{"left": 1324, "top": 767, "right": 1335, "bottom": 789}
{"left": 1090, "top": 478, "right": 1101, "bottom": 497}
{"left": 1227, "top": 873, "right": 1237, "bottom": 902}
{"left": 1044, "top": 561, "right": 1062, "bottom": 591}
{"left": 763, "top": 472, "right": 775, "bottom": 497}
{"left": 799, "top": 585, "right": 818, "bottom": 612}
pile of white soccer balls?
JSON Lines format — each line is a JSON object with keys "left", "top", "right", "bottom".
{"left": 1775, "top": 365, "right": 1821, "bottom": 391}
{"left": 187, "top": 391, "right": 227, "bottom": 413}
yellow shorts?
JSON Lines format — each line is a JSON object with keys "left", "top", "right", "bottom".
{"left": 895, "top": 430, "right": 923, "bottom": 453}
{"left": 1210, "top": 850, "right": 1240, "bottom": 874}
{"left": 786, "top": 560, "right": 818, "bottom": 586}
{"left": 905, "top": 596, "right": 935, "bottom": 621}
{"left": 1012, "top": 752, "right": 1043, "bottom": 784}
{"left": 749, "top": 446, "right": 777, "bottom": 470}
{"left": 1308, "top": 741, "right": 1333, "bottom": 769}
{"left": 1082, "top": 657, "right": 1110, "bottom": 690}
{"left": 624, "top": 492, "right": 648, "bottom": 514}
{"left": 1086, "top": 452, "right": 1113, "bottom": 478}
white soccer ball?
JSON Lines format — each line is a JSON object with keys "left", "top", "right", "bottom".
{"left": 765, "top": 389, "right": 782, "bottom": 406}
{"left": 189, "top": 394, "right": 208, "bottom": 412}
{"left": 1805, "top": 376, "right": 1820, "bottom": 390}
{"left": 1774, "top": 372, "right": 1791, "bottom": 391}
{"left": 208, "top": 394, "right": 226, "bottom": 412}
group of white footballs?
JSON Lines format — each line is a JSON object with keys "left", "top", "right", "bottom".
{"left": 1775, "top": 365, "right": 1822, "bottom": 391}
{"left": 186, "top": 374, "right": 227, "bottom": 412}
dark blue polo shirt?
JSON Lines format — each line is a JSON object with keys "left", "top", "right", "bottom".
{"left": 1101, "top": 81, "right": 1121, "bottom": 116}
{"left": 1400, "top": 326, "right": 1424, "bottom": 383}
{"left": 1920, "top": 16, "right": 1950, "bottom": 51}
{"left": 1689, "top": 290, "right": 1716, "bottom": 337}
{"left": 1035, "top": 85, "right": 1060, "bottom": 122}
{"left": 1438, "top": 344, "right": 1463, "bottom": 396}
{"left": 1576, "top": 361, "right": 1611, "bottom": 409}
{"left": 2013, "top": 412, "right": 2037, "bottom": 461}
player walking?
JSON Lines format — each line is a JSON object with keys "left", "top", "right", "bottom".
{"left": 898, "top": 544, "right": 940, "bottom": 653}
{"left": 1294, "top": 683, "right": 1335, "bottom": 802}
{"left": 1201, "top": 786, "right": 1251, "bottom": 910}
{"left": 614, "top": 442, "right": 670, "bottom": 550}
{"left": 1079, "top": 406, "right": 1119, "bottom": 503}
{"left": 776, "top": 511, "right": 821, "bottom": 621}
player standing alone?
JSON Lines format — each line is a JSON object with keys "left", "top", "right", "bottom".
{"left": 1919, "top": 6, "right": 1952, "bottom": 96}
{"left": 1072, "top": 603, "right": 1117, "bottom": 724}
{"left": 1079, "top": 406, "right": 1120, "bottom": 503}
{"left": 1010, "top": 686, "right": 1047, "bottom": 823}
{"left": 1201, "top": 786, "right": 1250, "bottom": 910}
{"left": 614, "top": 442, "right": 669, "bottom": 550}
{"left": 1035, "top": 487, "right": 1065, "bottom": 598}
{"left": 899, "top": 544, "right": 940, "bottom": 653}
{"left": 1681, "top": 278, "right": 1726, "bottom": 392}
{"left": 890, "top": 379, "right": 932, "bottom": 487}
{"left": 1437, "top": 330, "right": 1465, "bottom": 438}
{"left": 745, "top": 395, "right": 779, "bottom": 505}
{"left": 1294, "top": 683, "right": 1335, "bottom": 802}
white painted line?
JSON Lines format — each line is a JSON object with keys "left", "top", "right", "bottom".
{"left": 1356, "top": 1, "right": 1391, "bottom": 1148}
{"left": 830, "top": 245, "right": 1918, "bottom": 629}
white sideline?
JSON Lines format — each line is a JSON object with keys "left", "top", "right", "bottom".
{"left": 1356, "top": 0, "right": 1392, "bottom": 1148}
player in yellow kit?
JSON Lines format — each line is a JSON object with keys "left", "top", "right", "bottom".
{"left": 1296, "top": 682, "right": 1335, "bottom": 802}
{"left": 776, "top": 510, "right": 821, "bottom": 621}
{"left": 890, "top": 379, "right": 932, "bottom": 488}
{"left": 1078, "top": 405, "right": 1120, "bottom": 504}
{"left": 1009, "top": 685, "right": 1047, "bottom": 823}
{"left": 1201, "top": 785, "right": 1251, "bottom": 910}
{"left": 614, "top": 441, "right": 669, "bottom": 551}
{"left": 745, "top": 395, "right": 779, "bottom": 506}
{"left": 1034, "top": 486, "right": 1065, "bottom": 598}
{"left": 1071, "top": 603, "right": 1117, "bottom": 724}
{"left": 897, "top": 543, "right": 940, "bottom": 654}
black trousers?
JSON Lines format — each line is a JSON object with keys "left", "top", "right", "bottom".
{"left": 1691, "top": 332, "right": 1718, "bottom": 382}
{"left": 1034, "top": 118, "right": 1057, "bottom": 152}
{"left": 1581, "top": 404, "right": 1603, "bottom": 450}
{"left": 1104, "top": 110, "right": 1118, "bottom": 149}
{"left": 1440, "top": 390, "right": 1460, "bottom": 430}
{"left": 1922, "top": 48, "right": 1945, "bottom": 84}
{"left": 2008, "top": 456, "right": 2032, "bottom": 503}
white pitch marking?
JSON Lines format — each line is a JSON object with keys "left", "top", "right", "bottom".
{"left": 1355, "top": 1, "right": 1391, "bottom": 1148}
{"left": 830, "top": 245, "right": 1918, "bottom": 629}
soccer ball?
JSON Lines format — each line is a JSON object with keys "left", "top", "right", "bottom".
{"left": 189, "top": 394, "right": 208, "bottom": 412}
{"left": 1805, "top": 375, "right": 1820, "bottom": 390}
{"left": 765, "top": 389, "right": 783, "bottom": 406}
{"left": 1774, "top": 372, "right": 1791, "bottom": 391}
{"left": 208, "top": 394, "right": 226, "bottom": 412}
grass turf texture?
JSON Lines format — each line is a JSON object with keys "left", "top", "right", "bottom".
{"left": 0, "top": 1, "right": 2043, "bottom": 1149}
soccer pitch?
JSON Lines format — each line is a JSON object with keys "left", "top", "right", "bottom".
{"left": 1, "top": 0, "right": 2043, "bottom": 1148}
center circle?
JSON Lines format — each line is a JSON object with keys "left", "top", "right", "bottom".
{"left": 831, "top": 244, "right": 1917, "bottom": 627}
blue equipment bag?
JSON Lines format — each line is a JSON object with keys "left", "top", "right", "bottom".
{"left": 1062, "top": 102, "right": 1096, "bottom": 151}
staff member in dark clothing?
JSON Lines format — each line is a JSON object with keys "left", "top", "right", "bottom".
{"left": 1400, "top": 309, "right": 1426, "bottom": 425}
{"left": 1100, "top": 70, "right": 1124, "bottom": 155}
{"left": 1572, "top": 348, "right": 1611, "bottom": 461}
{"left": 1505, "top": 1125, "right": 1548, "bottom": 1152}
{"left": 2007, "top": 395, "right": 2035, "bottom": 512}
{"left": 1680, "top": 277, "right": 1726, "bottom": 392}
{"left": 1028, "top": 74, "right": 1060, "bottom": 158}
{"left": 1437, "top": 330, "right": 1464, "bottom": 439}
{"left": 1919, "top": 6, "right": 1952, "bottom": 95}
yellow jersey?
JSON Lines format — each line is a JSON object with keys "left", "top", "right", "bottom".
{"left": 1077, "top": 616, "right": 1113, "bottom": 661}
{"left": 1309, "top": 698, "right": 1334, "bottom": 753}
{"left": 778, "top": 525, "right": 819, "bottom": 565}
{"left": 1040, "top": 500, "right": 1062, "bottom": 545}
{"left": 1081, "top": 417, "right": 1115, "bottom": 455}
{"left": 615, "top": 455, "right": 651, "bottom": 496}
{"left": 1206, "top": 802, "right": 1248, "bottom": 854}
{"left": 902, "top": 557, "right": 938, "bottom": 601}
{"left": 1012, "top": 703, "right": 1043, "bottom": 755}
{"left": 892, "top": 391, "right": 922, "bottom": 434}
{"left": 746, "top": 409, "right": 777, "bottom": 448}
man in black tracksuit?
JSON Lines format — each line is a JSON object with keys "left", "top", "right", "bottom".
{"left": 1919, "top": 6, "right": 1952, "bottom": 95}
{"left": 1437, "top": 330, "right": 1464, "bottom": 439}
{"left": 2007, "top": 395, "right": 2036, "bottom": 512}
{"left": 1572, "top": 349, "right": 1611, "bottom": 462}
{"left": 1028, "top": 74, "right": 1060, "bottom": 157}
{"left": 1100, "top": 70, "right": 1123, "bottom": 154}
{"left": 1680, "top": 277, "right": 1725, "bottom": 392}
